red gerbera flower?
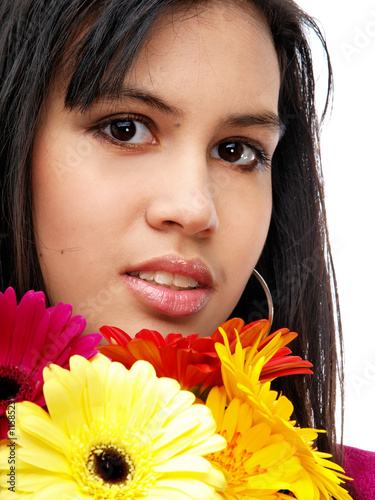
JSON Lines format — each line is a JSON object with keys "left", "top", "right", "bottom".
{"left": 0, "top": 288, "right": 102, "bottom": 438}
{"left": 98, "top": 327, "right": 221, "bottom": 399}
{"left": 98, "top": 318, "right": 313, "bottom": 400}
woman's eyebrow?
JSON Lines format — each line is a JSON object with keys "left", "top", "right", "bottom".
{"left": 226, "top": 112, "right": 286, "bottom": 138}
{"left": 106, "top": 88, "right": 182, "bottom": 117}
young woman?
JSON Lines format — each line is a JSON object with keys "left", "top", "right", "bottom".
{"left": 0, "top": 0, "right": 354, "bottom": 486}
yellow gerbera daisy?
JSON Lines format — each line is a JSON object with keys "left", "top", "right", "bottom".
{"left": 206, "top": 386, "right": 301, "bottom": 499}
{"left": 0, "top": 355, "right": 226, "bottom": 499}
{"left": 212, "top": 329, "right": 353, "bottom": 500}
{"left": 215, "top": 327, "right": 295, "bottom": 422}
{"left": 269, "top": 417, "right": 352, "bottom": 500}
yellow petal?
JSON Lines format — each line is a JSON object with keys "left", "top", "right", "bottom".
{"left": 149, "top": 478, "right": 218, "bottom": 500}
{"left": 153, "top": 455, "right": 211, "bottom": 473}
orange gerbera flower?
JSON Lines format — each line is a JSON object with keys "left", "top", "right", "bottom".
{"left": 98, "top": 319, "right": 312, "bottom": 399}
{"left": 212, "top": 318, "right": 313, "bottom": 381}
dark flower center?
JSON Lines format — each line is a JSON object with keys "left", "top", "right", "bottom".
{"left": 0, "top": 366, "right": 35, "bottom": 414}
{"left": 0, "top": 377, "right": 19, "bottom": 401}
{"left": 88, "top": 445, "right": 135, "bottom": 484}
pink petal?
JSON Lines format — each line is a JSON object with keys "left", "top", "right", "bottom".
{"left": 0, "top": 288, "right": 17, "bottom": 364}
{"left": 10, "top": 291, "right": 46, "bottom": 365}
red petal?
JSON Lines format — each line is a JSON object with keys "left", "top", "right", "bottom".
{"left": 211, "top": 317, "right": 245, "bottom": 342}
{"left": 165, "top": 333, "right": 186, "bottom": 345}
{"left": 97, "top": 345, "right": 138, "bottom": 367}
{"left": 190, "top": 337, "right": 216, "bottom": 354}
{"left": 127, "top": 339, "right": 164, "bottom": 374}
{"left": 260, "top": 367, "right": 314, "bottom": 381}
{"left": 100, "top": 325, "right": 132, "bottom": 345}
{"left": 135, "top": 329, "right": 167, "bottom": 347}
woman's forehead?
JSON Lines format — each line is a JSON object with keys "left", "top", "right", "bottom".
{"left": 58, "top": 0, "right": 278, "bottom": 111}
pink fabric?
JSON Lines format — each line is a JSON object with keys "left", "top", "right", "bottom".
{"left": 342, "top": 445, "right": 375, "bottom": 499}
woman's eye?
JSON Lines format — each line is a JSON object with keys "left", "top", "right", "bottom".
{"left": 210, "top": 141, "right": 261, "bottom": 168}
{"left": 102, "top": 119, "right": 154, "bottom": 144}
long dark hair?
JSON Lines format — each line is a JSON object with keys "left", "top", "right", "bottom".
{"left": 0, "top": 0, "right": 343, "bottom": 458}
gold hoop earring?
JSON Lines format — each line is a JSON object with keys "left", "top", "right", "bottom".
{"left": 252, "top": 269, "right": 274, "bottom": 330}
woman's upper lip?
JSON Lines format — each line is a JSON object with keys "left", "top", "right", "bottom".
{"left": 122, "top": 255, "right": 214, "bottom": 288}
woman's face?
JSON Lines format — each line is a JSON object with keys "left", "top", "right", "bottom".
{"left": 32, "top": 2, "right": 281, "bottom": 337}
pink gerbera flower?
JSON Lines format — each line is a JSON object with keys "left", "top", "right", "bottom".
{"left": 0, "top": 288, "right": 102, "bottom": 438}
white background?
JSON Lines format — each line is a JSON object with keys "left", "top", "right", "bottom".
{"left": 296, "top": 0, "right": 375, "bottom": 450}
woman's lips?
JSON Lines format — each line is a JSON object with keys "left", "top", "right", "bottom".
{"left": 120, "top": 256, "right": 214, "bottom": 317}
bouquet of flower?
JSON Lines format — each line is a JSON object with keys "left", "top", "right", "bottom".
{"left": 0, "top": 288, "right": 352, "bottom": 499}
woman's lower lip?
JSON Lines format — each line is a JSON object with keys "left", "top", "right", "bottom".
{"left": 121, "top": 274, "right": 213, "bottom": 317}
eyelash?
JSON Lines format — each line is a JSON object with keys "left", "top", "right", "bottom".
{"left": 92, "top": 114, "right": 271, "bottom": 171}
{"left": 213, "top": 137, "right": 271, "bottom": 172}
{"left": 93, "top": 113, "right": 156, "bottom": 149}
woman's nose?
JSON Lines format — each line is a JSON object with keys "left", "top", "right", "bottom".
{"left": 145, "top": 153, "right": 219, "bottom": 238}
